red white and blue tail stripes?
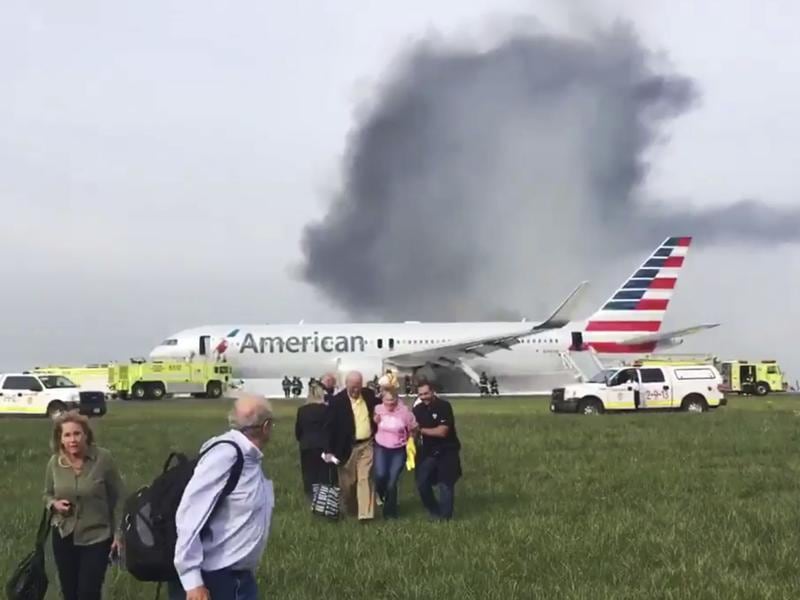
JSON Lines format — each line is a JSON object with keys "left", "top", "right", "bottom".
{"left": 585, "top": 237, "right": 691, "bottom": 353}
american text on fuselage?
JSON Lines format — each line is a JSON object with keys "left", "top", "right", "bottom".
{"left": 239, "top": 332, "right": 366, "bottom": 354}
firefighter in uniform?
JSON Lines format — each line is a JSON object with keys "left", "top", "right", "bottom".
{"left": 292, "top": 376, "right": 303, "bottom": 397}
{"left": 479, "top": 372, "right": 489, "bottom": 396}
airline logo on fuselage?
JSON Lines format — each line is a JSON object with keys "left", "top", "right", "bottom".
{"left": 240, "top": 332, "right": 366, "bottom": 354}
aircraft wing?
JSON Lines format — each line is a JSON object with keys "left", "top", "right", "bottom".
{"left": 621, "top": 323, "right": 720, "bottom": 346}
{"left": 385, "top": 281, "right": 589, "bottom": 369}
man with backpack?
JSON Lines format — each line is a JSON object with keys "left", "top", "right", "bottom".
{"left": 172, "top": 394, "right": 275, "bottom": 600}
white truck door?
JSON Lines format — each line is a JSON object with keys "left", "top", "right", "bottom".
{"left": 605, "top": 368, "right": 637, "bottom": 410}
{"left": 637, "top": 368, "right": 672, "bottom": 408}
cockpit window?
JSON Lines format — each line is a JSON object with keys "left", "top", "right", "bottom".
{"left": 162, "top": 339, "right": 178, "bottom": 346}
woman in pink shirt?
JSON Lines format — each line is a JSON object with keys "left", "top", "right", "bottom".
{"left": 373, "top": 390, "right": 417, "bottom": 518}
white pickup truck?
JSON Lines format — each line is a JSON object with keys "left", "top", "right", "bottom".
{"left": 0, "top": 373, "right": 107, "bottom": 418}
{"left": 551, "top": 365, "right": 727, "bottom": 415}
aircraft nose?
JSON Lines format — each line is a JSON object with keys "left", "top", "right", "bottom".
{"left": 148, "top": 345, "right": 167, "bottom": 359}
{"left": 149, "top": 343, "right": 183, "bottom": 359}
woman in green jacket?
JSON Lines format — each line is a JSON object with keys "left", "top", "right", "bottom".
{"left": 44, "top": 412, "right": 124, "bottom": 600}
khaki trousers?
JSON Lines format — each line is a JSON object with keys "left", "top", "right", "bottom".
{"left": 338, "top": 439, "right": 375, "bottom": 520}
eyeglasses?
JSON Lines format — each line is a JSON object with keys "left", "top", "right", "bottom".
{"left": 240, "top": 418, "right": 275, "bottom": 433}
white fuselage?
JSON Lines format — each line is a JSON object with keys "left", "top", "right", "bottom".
{"left": 149, "top": 320, "right": 652, "bottom": 380}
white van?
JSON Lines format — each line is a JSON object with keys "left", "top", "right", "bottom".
{"left": 0, "top": 373, "right": 106, "bottom": 418}
{"left": 550, "top": 364, "right": 726, "bottom": 415}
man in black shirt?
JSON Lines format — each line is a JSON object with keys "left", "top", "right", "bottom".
{"left": 412, "top": 381, "right": 462, "bottom": 520}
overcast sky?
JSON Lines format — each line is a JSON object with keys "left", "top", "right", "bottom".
{"left": 2, "top": 0, "right": 799, "bottom": 378}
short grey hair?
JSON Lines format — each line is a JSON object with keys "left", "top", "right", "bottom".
{"left": 228, "top": 393, "right": 273, "bottom": 430}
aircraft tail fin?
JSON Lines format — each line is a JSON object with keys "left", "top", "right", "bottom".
{"left": 585, "top": 237, "right": 692, "bottom": 353}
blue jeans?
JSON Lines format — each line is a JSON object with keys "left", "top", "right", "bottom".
{"left": 167, "top": 569, "right": 258, "bottom": 600}
{"left": 374, "top": 445, "right": 407, "bottom": 518}
{"left": 415, "top": 455, "right": 456, "bottom": 520}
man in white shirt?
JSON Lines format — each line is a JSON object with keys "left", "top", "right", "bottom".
{"left": 172, "top": 394, "right": 275, "bottom": 600}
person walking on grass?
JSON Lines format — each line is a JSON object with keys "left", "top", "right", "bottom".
{"left": 413, "top": 381, "right": 462, "bottom": 520}
{"left": 295, "top": 381, "right": 335, "bottom": 500}
{"left": 320, "top": 372, "right": 338, "bottom": 405}
{"left": 324, "top": 371, "right": 379, "bottom": 520}
{"left": 373, "top": 389, "right": 417, "bottom": 518}
{"left": 171, "top": 395, "right": 275, "bottom": 600}
{"left": 44, "top": 412, "right": 125, "bottom": 600}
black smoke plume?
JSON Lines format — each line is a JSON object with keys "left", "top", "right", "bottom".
{"left": 300, "top": 23, "right": 799, "bottom": 321}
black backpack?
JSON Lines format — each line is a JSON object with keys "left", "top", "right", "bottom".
{"left": 5, "top": 509, "right": 50, "bottom": 600}
{"left": 122, "top": 439, "right": 244, "bottom": 582}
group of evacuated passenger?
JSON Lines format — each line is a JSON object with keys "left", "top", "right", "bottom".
{"left": 295, "top": 371, "right": 461, "bottom": 521}
{"left": 40, "top": 369, "right": 460, "bottom": 600}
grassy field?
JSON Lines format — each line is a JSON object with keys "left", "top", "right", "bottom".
{"left": 3, "top": 396, "right": 800, "bottom": 599}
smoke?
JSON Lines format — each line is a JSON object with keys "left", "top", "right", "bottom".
{"left": 300, "top": 22, "right": 800, "bottom": 321}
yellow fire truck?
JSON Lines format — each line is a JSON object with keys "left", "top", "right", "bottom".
{"left": 718, "top": 360, "right": 787, "bottom": 396}
{"left": 33, "top": 359, "right": 233, "bottom": 400}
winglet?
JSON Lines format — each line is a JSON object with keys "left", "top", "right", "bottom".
{"left": 530, "top": 281, "right": 589, "bottom": 332}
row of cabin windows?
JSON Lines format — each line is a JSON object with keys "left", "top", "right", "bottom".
{"left": 373, "top": 338, "right": 558, "bottom": 348}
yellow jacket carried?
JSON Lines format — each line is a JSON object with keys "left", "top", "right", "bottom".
{"left": 406, "top": 437, "right": 416, "bottom": 471}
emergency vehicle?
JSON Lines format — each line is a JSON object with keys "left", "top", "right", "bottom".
{"left": 108, "top": 359, "right": 233, "bottom": 400}
{"left": 550, "top": 364, "right": 726, "bottom": 414}
{"left": 33, "top": 359, "right": 233, "bottom": 401}
{"left": 719, "top": 360, "right": 787, "bottom": 396}
{"left": 32, "top": 365, "right": 112, "bottom": 393}
{"left": 632, "top": 355, "right": 718, "bottom": 368}
{"left": 631, "top": 356, "right": 788, "bottom": 397}
{"left": 0, "top": 373, "right": 107, "bottom": 418}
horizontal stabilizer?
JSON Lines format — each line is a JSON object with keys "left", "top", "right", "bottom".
{"left": 622, "top": 323, "right": 720, "bottom": 346}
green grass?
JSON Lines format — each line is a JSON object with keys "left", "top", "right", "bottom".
{"left": 3, "top": 396, "right": 800, "bottom": 599}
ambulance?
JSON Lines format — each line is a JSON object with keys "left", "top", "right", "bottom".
{"left": 550, "top": 364, "right": 726, "bottom": 414}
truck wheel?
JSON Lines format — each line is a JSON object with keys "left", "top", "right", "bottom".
{"left": 754, "top": 382, "right": 770, "bottom": 397}
{"left": 151, "top": 384, "right": 166, "bottom": 400}
{"left": 578, "top": 398, "right": 603, "bottom": 415}
{"left": 206, "top": 381, "right": 223, "bottom": 399}
{"left": 47, "top": 401, "right": 67, "bottom": 419}
{"left": 132, "top": 383, "right": 147, "bottom": 400}
{"left": 682, "top": 394, "right": 708, "bottom": 413}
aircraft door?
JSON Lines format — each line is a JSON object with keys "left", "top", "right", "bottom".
{"left": 606, "top": 368, "right": 637, "bottom": 410}
{"left": 199, "top": 335, "right": 210, "bottom": 357}
{"left": 570, "top": 331, "right": 584, "bottom": 351}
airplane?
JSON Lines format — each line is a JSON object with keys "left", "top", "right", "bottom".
{"left": 149, "top": 237, "right": 718, "bottom": 384}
